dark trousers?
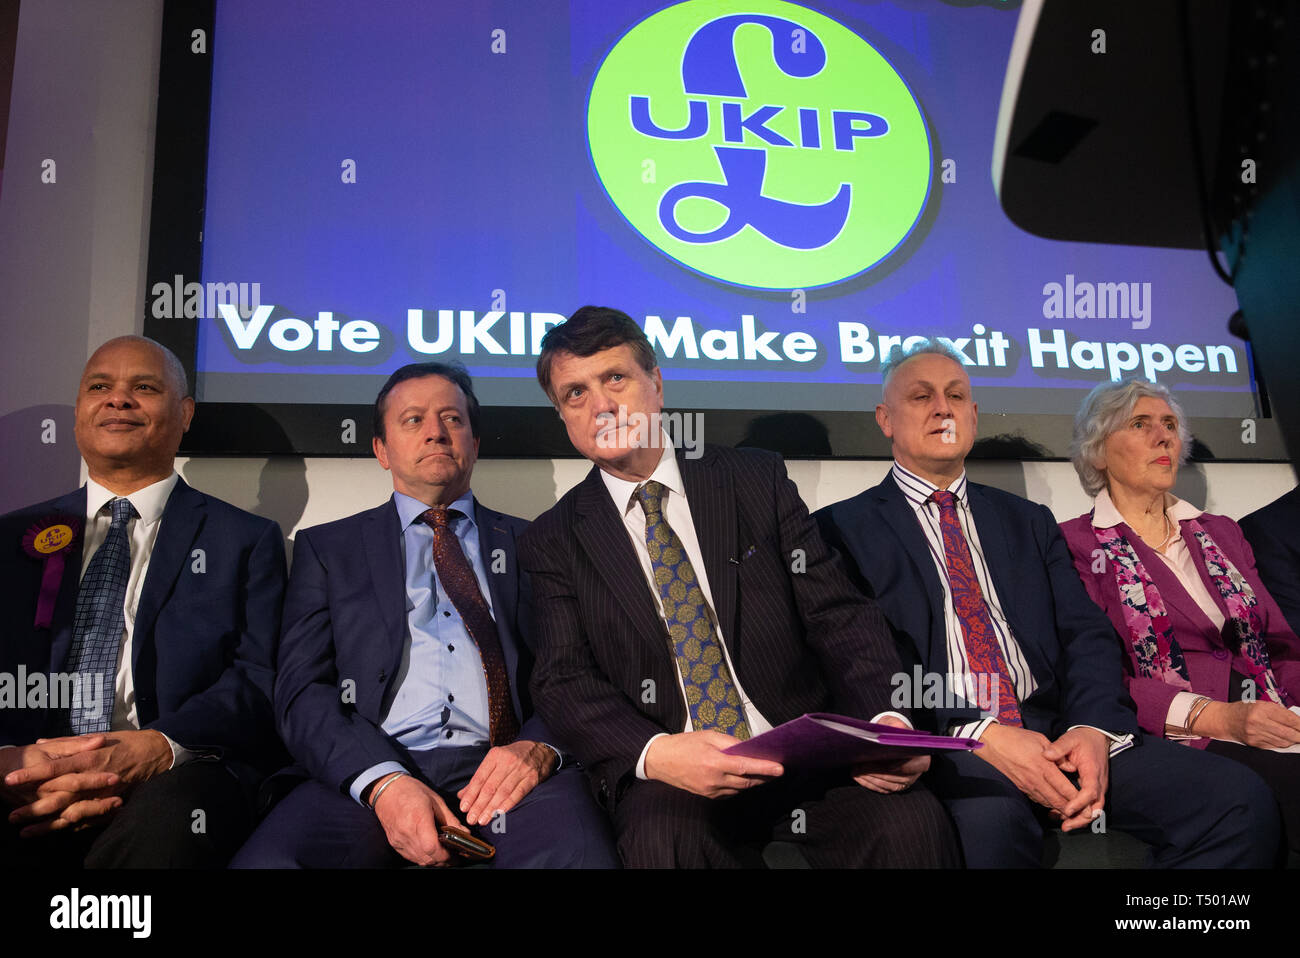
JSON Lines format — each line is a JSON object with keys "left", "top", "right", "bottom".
{"left": 612, "top": 769, "right": 960, "bottom": 868}
{"left": 1207, "top": 739, "right": 1300, "bottom": 863}
{"left": 229, "top": 745, "right": 619, "bottom": 868}
{"left": 925, "top": 736, "right": 1281, "bottom": 867}
{"left": 1, "top": 757, "right": 253, "bottom": 868}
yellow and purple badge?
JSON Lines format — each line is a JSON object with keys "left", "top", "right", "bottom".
{"left": 21, "top": 515, "right": 82, "bottom": 629}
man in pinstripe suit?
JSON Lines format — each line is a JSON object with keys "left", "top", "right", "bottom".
{"left": 518, "top": 307, "right": 959, "bottom": 868}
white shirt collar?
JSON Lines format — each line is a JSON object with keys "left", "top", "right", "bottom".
{"left": 1090, "top": 486, "right": 1202, "bottom": 528}
{"left": 85, "top": 473, "right": 178, "bottom": 526}
{"left": 600, "top": 433, "right": 683, "bottom": 516}
{"left": 890, "top": 461, "right": 968, "bottom": 508}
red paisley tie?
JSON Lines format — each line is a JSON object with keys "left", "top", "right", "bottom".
{"left": 931, "top": 491, "right": 1022, "bottom": 727}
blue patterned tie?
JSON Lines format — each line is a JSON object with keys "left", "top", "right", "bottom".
{"left": 637, "top": 481, "right": 750, "bottom": 740}
{"left": 65, "top": 497, "right": 135, "bottom": 734}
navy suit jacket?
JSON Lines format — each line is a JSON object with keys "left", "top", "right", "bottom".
{"left": 274, "top": 496, "right": 550, "bottom": 795}
{"left": 1240, "top": 486, "right": 1300, "bottom": 638}
{"left": 519, "top": 445, "right": 904, "bottom": 813}
{"left": 815, "top": 476, "right": 1138, "bottom": 738}
{"left": 0, "top": 478, "right": 287, "bottom": 785}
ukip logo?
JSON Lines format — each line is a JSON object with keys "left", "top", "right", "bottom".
{"left": 587, "top": 0, "right": 931, "bottom": 290}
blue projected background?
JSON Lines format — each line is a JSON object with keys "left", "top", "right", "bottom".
{"left": 191, "top": 0, "right": 1249, "bottom": 417}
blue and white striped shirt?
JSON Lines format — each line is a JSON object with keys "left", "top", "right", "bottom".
{"left": 892, "top": 463, "right": 1132, "bottom": 756}
{"left": 891, "top": 463, "right": 1035, "bottom": 741}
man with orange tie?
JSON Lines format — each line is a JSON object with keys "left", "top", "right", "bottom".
{"left": 231, "top": 362, "right": 616, "bottom": 868}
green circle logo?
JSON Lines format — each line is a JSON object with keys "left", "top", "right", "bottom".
{"left": 590, "top": 1, "right": 935, "bottom": 289}
{"left": 588, "top": 0, "right": 932, "bottom": 290}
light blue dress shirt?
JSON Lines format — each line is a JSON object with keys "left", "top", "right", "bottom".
{"left": 349, "top": 490, "right": 497, "bottom": 804}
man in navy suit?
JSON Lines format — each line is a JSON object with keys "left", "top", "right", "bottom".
{"left": 815, "top": 339, "right": 1280, "bottom": 867}
{"left": 232, "top": 362, "right": 616, "bottom": 868}
{"left": 518, "top": 307, "right": 958, "bottom": 868}
{"left": 0, "top": 336, "right": 286, "bottom": 867}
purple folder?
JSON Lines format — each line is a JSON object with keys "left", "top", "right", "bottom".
{"left": 723, "top": 713, "right": 981, "bottom": 769}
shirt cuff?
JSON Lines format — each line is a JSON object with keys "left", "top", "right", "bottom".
{"left": 159, "top": 733, "right": 194, "bottom": 769}
{"left": 950, "top": 717, "right": 997, "bottom": 742}
{"left": 1066, "top": 724, "right": 1135, "bottom": 757}
{"left": 871, "top": 711, "right": 912, "bottom": 728}
{"left": 350, "top": 761, "right": 407, "bottom": 806}
{"left": 1163, "top": 691, "right": 1206, "bottom": 740}
{"left": 541, "top": 742, "right": 563, "bottom": 773}
{"left": 635, "top": 733, "right": 670, "bottom": 781}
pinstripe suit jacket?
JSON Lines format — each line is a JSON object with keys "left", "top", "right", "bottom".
{"left": 518, "top": 444, "right": 904, "bottom": 813}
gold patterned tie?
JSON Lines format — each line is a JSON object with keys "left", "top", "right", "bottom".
{"left": 637, "top": 481, "right": 750, "bottom": 740}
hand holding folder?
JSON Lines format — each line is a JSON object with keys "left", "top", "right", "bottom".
{"left": 723, "top": 712, "right": 981, "bottom": 771}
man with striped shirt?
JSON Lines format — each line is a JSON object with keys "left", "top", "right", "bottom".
{"left": 815, "top": 339, "right": 1280, "bottom": 867}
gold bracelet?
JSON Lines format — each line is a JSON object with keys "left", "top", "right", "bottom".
{"left": 1186, "top": 696, "right": 1214, "bottom": 735}
{"left": 1165, "top": 696, "right": 1211, "bottom": 737}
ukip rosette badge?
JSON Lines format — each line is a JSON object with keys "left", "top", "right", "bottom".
{"left": 22, "top": 515, "right": 82, "bottom": 629}
{"left": 587, "top": 0, "right": 932, "bottom": 290}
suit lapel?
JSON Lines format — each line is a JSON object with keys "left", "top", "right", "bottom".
{"left": 475, "top": 500, "right": 517, "bottom": 629}
{"left": 966, "top": 483, "right": 1057, "bottom": 687}
{"left": 1129, "top": 525, "right": 1223, "bottom": 638}
{"left": 132, "top": 479, "right": 204, "bottom": 673}
{"left": 1182, "top": 522, "right": 1234, "bottom": 626}
{"left": 362, "top": 500, "right": 407, "bottom": 666}
{"left": 474, "top": 499, "right": 523, "bottom": 714}
{"left": 679, "top": 447, "right": 738, "bottom": 654}
{"left": 573, "top": 466, "right": 666, "bottom": 656}
{"left": 966, "top": 484, "right": 1017, "bottom": 615}
{"left": 873, "top": 479, "right": 946, "bottom": 671}
{"left": 47, "top": 487, "right": 89, "bottom": 673}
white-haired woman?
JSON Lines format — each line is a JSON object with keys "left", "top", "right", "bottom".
{"left": 1060, "top": 378, "right": 1300, "bottom": 859}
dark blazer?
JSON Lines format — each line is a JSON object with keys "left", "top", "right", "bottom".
{"left": 0, "top": 478, "right": 287, "bottom": 785}
{"left": 274, "top": 496, "right": 548, "bottom": 795}
{"left": 815, "top": 476, "right": 1138, "bottom": 738}
{"left": 518, "top": 444, "right": 904, "bottom": 813}
{"left": 1061, "top": 508, "right": 1300, "bottom": 744}
{"left": 1240, "top": 487, "right": 1300, "bottom": 638}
